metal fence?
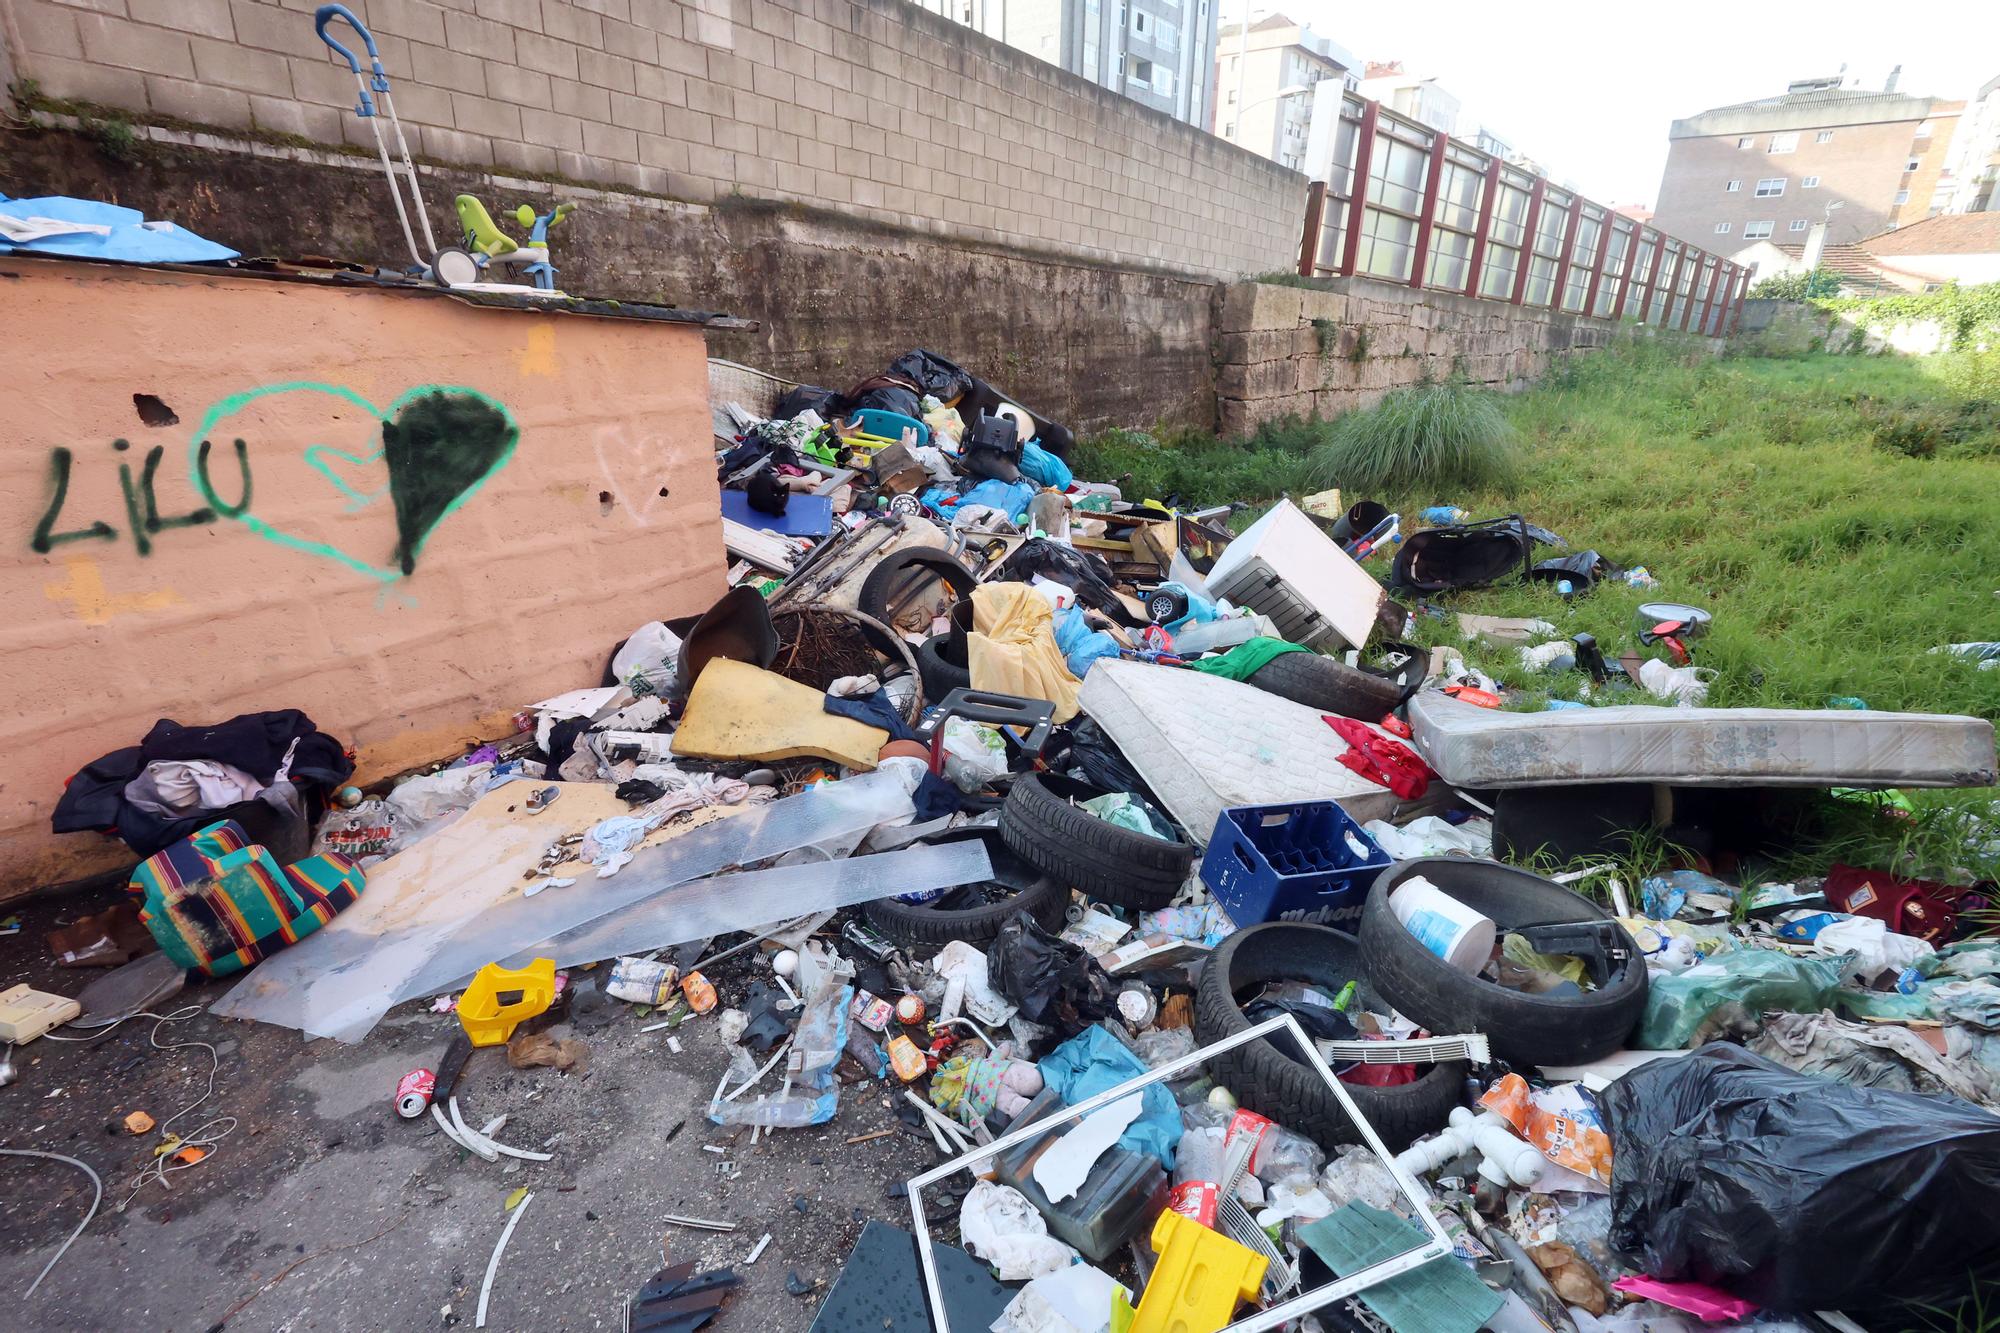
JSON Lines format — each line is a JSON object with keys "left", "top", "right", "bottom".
{"left": 1299, "top": 93, "right": 1748, "bottom": 336}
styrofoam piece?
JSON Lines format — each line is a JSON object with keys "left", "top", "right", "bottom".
{"left": 1032, "top": 1094, "right": 1143, "bottom": 1203}
{"left": 1406, "top": 689, "right": 1998, "bottom": 789}
{"left": 1203, "top": 499, "right": 1383, "bottom": 652}
{"left": 528, "top": 839, "right": 992, "bottom": 972}
{"left": 1078, "top": 660, "right": 1400, "bottom": 846}
{"left": 212, "top": 770, "right": 915, "bottom": 1041}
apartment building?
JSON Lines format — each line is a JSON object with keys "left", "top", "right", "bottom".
{"left": 911, "top": 0, "right": 1220, "bottom": 127}
{"left": 1212, "top": 14, "right": 1357, "bottom": 170}
{"left": 1653, "top": 74, "right": 1961, "bottom": 248}
{"left": 1941, "top": 74, "right": 2000, "bottom": 213}
{"left": 1357, "top": 61, "right": 1462, "bottom": 137}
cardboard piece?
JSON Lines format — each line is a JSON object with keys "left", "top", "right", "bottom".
{"left": 672, "top": 658, "right": 887, "bottom": 770}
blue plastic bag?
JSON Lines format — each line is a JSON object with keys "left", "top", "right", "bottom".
{"left": 1037, "top": 1025, "right": 1180, "bottom": 1169}
{"left": 1019, "top": 440, "right": 1072, "bottom": 490}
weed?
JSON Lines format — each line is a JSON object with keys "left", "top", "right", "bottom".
{"left": 1348, "top": 328, "right": 1370, "bottom": 363}
{"left": 90, "top": 115, "right": 139, "bottom": 160}
{"left": 1312, "top": 318, "right": 1337, "bottom": 356}
{"left": 1307, "top": 378, "right": 1516, "bottom": 494}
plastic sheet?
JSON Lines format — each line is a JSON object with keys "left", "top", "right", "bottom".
{"left": 1600, "top": 1043, "right": 2000, "bottom": 1312}
{"left": 213, "top": 770, "right": 914, "bottom": 1041}
{"left": 1631, "top": 949, "right": 1851, "bottom": 1049}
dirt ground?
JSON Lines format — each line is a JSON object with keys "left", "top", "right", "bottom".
{"left": 0, "top": 879, "right": 950, "bottom": 1333}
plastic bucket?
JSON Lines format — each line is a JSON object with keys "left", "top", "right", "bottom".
{"left": 1388, "top": 875, "right": 1496, "bottom": 973}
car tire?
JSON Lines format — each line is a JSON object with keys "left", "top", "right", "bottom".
{"left": 999, "top": 772, "right": 1194, "bottom": 911}
{"left": 857, "top": 549, "right": 976, "bottom": 637}
{"left": 917, "top": 633, "right": 971, "bottom": 702}
{"left": 1246, "top": 652, "right": 1405, "bottom": 721}
{"left": 1491, "top": 784, "right": 1654, "bottom": 864}
{"left": 1193, "top": 922, "right": 1465, "bottom": 1151}
{"left": 865, "top": 871, "right": 1069, "bottom": 947}
{"left": 1359, "top": 857, "right": 1649, "bottom": 1068}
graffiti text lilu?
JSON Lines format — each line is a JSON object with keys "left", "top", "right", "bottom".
{"left": 31, "top": 437, "right": 251, "bottom": 557}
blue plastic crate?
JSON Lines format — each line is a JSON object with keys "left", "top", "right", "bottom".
{"left": 1200, "top": 801, "right": 1391, "bottom": 928}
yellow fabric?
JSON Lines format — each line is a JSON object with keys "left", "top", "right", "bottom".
{"left": 968, "top": 582, "right": 1082, "bottom": 723}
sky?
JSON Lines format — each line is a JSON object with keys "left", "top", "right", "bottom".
{"left": 1226, "top": 0, "right": 2000, "bottom": 206}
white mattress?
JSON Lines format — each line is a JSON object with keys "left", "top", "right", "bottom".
{"left": 1078, "top": 659, "right": 1403, "bottom": 844}
{"left": 1407, "top": 690, "right": 1997, "bottom": 789}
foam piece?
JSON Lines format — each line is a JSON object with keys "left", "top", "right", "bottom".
{"left": 672, "top": 658, "right": 886, "bottom": 770}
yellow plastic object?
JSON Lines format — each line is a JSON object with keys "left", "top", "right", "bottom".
{"left": 671, "top": 658, "right": 886, "bottom": 771}
{"left": 1129, "top": 1208, "right": 1268, "bottom": 1333}
{"left": 452, "top": 194, "right": 519, "bottom": 257}
{"left": 456, "top": 958, "right": 557, "bottom": 1047}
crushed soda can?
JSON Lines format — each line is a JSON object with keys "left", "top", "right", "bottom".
{"left": 607, "top": 956, "right": 680, "bottom": 1006}
{"left": 840, "top": 919, "right": 899, "bottom": 961}
{"left": 395, "top": 1067, "right": 436, "bottom": 1119}
{"left": 679, "top": 971, "right": 718, "bottom": 1014}
{"left": 1167, "top": 1180, "right": 1218, "bottom": 1227}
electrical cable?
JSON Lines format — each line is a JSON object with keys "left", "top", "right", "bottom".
{"left": 0, "top": 1149, "right": 103, "bottom": 1297}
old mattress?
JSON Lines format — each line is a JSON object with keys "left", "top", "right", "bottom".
{"left": 1077, "top": 659, "right": 1404, "bottom": 844}
{"left": 1407, "top": 690, "right": 1997, "bottom": 789}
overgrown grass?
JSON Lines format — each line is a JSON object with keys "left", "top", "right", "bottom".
{"left": 1072, "top": 424, "right": 1320, "bottom": 511}
{"left": 1306, "top": 379, "right": 1517, "bottom": 495}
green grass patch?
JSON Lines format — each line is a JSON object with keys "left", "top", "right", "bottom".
{"left": 1306, "top": 379, "right": 1517, "bottom": 495}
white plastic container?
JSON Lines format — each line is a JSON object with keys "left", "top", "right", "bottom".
{"left": 1388, "top": 875, "right": 1497, "bottom": 973}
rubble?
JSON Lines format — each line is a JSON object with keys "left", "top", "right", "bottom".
{"left": 14, "top": 338, "right": 2000, "bottom": 1330}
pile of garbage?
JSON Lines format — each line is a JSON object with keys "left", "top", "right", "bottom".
{"left": 16, "top": 347, "right": 2000, "bottom": 1330}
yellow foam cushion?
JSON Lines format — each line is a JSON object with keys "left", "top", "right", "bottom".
{"left": 671, "top": 658, "right": 887, "bottom": 771}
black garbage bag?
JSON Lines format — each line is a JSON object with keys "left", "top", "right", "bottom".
{"left": 998, "top": 539, "right": 1142, "bottom": 626}
{"left": 988, "top": 910, "right": 1116, "bottom": 1035}
{"left": 1598, "top": 1043, "right": 2000, "bottom": 1313}
{"left": 775, "top": 383, "right": 842, "bottom": 420}
{"left": 1390, "top": 515, "right": 1539, "bottom": 593}
{"left": 1527, "top": 549, "right": 1620, "bottom": 592}
{"left": 886, "top": 349, "right": 975, "bottom": 403}
{"left": 1057, "top": 719, "right": 1151, "bottom": 798}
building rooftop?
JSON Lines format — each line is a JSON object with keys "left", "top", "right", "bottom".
{"left": 1861, "top": 212, "right": 2000, "bottom": 255}
{"left": 1670, "top": 85, "right": 1939, "bottom": 139}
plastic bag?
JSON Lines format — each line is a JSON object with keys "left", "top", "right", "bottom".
{"left": 1134, "top": 1027, "right": 1196, "bottom": 1070}
{"left": 311, "top": 797, "right": 408, "bottom": 864}
{"left": 958, "top": 1180, "right": 1080, "bottom": 1281}
{"left": 1061, "top": 719, "right": 1150, "bottom": 797}
{"left": 611, "top": 621, "right": 682, "bottom": 697}
{"left": 1318, "top": 1146, "right": 1409, "bottom": 1216}
{"left": 1081, "top": 791, "right": 1172, "bottom": 840}
{"left": 940, "top": 719, "right": 1008, "bottom": 794}
{"left": 988, "top": 911, "right": 1116, "bottom": 1031}
{"left": 1633, "top": 950, "right": 1851, "bottom": 1049}
{"left": 1252, "top": 1126, "right": 1326, "bottom": 1185}
{"left": 1599, "top": 1043, "right": 2000, "bottom": 1312}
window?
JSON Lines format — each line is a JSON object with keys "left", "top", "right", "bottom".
{"left": 1152, "top": 66, "right": 1174, "bottom": 95}
{"left": 1131, "top": 9, "right": 1148, "bottom": 34}
{"left": 1755, "top": 177, "right": 1786, "bottom": 197}
{"left": 1815, "top": 130, "right": 1834, "bottom": 144}
{"left": 1790, "top": 219, "right": 1809, "bottom": 232}
{"left": 1225, "top": 89, "right": 1236, "bottom": 104}
{"left": 1768, "top": 132, "right": 1798, "bottom": 153}
{"left": 1802, "top": 175, "right": 1820, "bottom": 188}
{"left": 1155, "top": 19, "right": 1177, "bottom": 53}
{"left": 1725, "top": 179, "right": 1740, "bottom": 192}
{"left": 1738, "top": 135, "right": 1756, "bottom": 149}
{"left": 1129, "top": 56, "right": 1153, "bottom": 84}
{"left": 1223, "top": 121, "right": 1235, "bottom": 136}
{"left": 1894, "top": 189, "right": 1911, "bottom": 204}
{"left": 1743, "top": 220, "right": 1774, "bottom": 239}
{"left": 1714, "top": 221, "right": 1732, "bottom": 234}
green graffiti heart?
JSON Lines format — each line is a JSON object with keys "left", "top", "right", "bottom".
{"left": 189, "top": 382, "right": 518, "bottom": 582}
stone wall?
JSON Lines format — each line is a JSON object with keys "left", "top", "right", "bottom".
{"left": 2, "top": 257, "right": 721, "bottom": 895}
{"left": 1214, "top": 278, "right": 1634, "bottom": 436}
{"left": 2, "top": 0, "right": 1304, "bottom": 279}
{"left": 1, "top": 122, "right": 1221, "bottom": 429}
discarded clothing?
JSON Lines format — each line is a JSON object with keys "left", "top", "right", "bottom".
{"left": 123, "top": 759, "right": 268, "bottom": 817}
{"left": 1186, "top": 636, "right": 1310, "bottom": 681}
{"left": 1324, "top": 716, "right": 1431, "bottom": 800}
{"left": 969, "top": 583, "right": 1083, "bottom": 723}
{"left": 824, "top": 687, "right": 916, "bottom": 741}
{"left": 128, "top": 819, "right": 365, "bottom": 978}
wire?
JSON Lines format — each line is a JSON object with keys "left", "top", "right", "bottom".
{"left": 0, "top": 1149, "right": 103, "bottom": 1297}
{"left": 117, "top": 1007, "right": 237, "bottom": 1210}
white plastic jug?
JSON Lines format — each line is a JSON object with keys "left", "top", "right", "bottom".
{"left": 1389, "top": 875, "right": 1497, "bottom": 973}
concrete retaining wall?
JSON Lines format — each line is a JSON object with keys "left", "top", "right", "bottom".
{"left": 1214, "top": 278, "right": 1631, "bottom": 436}
{"left": 2, "top": 257, "right": 722, "bottom": 894}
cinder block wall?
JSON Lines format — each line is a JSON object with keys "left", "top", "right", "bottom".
{"left": 4, "top": 0, "right": 1305, "bottom": 279}
{"left": 2, "top": 258, "right": 723, "bottom": 895}
{"left": 1214, "top": 279, "right": 1641, "bottom": 436}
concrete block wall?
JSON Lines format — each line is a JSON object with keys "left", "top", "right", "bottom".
{"left": 1214, "top": 278, "right": 1632, "bottom": 436}
{"left": 5, "top": 0, "right": 1306, "bottom": 279}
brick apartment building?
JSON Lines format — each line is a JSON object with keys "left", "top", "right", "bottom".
{"left": 1653, "top": 75, "right": 1961, "bottom": 249}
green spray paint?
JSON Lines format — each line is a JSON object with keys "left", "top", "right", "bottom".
{"left": 188, "top": 381, "right": 518, "bottom": 583}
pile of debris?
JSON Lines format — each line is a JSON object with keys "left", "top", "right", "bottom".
{"left": 12, "top": 346, "right": 2000, "bottom": 1331}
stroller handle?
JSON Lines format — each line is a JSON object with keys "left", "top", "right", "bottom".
{"left": 315, "top": 6, "right": 390, "bottom": 94}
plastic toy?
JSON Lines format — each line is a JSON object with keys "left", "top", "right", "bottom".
{"left": 448, "top": 196, "right": 578, "bottom": 291}
{"left": 456, "top": 958, "right": 557, "bottom": 1047}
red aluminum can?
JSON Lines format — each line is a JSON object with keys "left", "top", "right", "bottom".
{"left": 395, "top": 1067, "right": 436, "bottom": 1119}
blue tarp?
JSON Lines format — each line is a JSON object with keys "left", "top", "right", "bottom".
{"left": 1037, "top": 1025, "right": 1180, "bottom": 1169}
{"left": 0, "top": 194, "right": 239, "bottom": 264}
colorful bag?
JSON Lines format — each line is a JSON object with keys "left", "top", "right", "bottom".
{"left": 128, "top": 819, "right": 365, "bottom": 978}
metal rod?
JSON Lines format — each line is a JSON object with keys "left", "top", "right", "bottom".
{"left": 1339, "top": 101, "right": 1380, "bottom": 277}
{"left": 1464, "top": 157, "right": 1501, "bottom": 298}
{"left": 1407, "top": 131, "right": 1449, "bottom": 289}
{"left": 1510, "top": 177, "right": 1546, "bottom": 305}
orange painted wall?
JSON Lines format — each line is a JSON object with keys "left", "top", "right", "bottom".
{"left": 2, "top": 259, "right": 725, "bottom": 896}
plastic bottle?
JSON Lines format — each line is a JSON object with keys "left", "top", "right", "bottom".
{"left": 1422, "top": 505, "right": 1470, "bottom": 525}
